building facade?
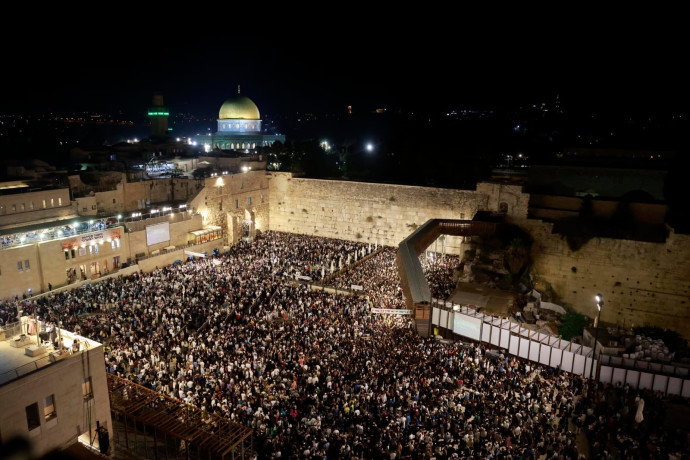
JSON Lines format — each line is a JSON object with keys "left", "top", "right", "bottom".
{"left": 0, "top": 324, "right": 112, "bottom": 456}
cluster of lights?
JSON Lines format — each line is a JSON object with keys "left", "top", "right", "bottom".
{"left": 131, "top": 212, "right": 142, "bottom": 218}
{"left": 241, "top": 166, "right": 251, "bottom": 173}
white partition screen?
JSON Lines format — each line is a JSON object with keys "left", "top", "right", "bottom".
{"left": 682, "top": 381, "right": 690, "bottom": 398}
{"left": 528, "top": 341, "right": 540, "bottom": 362}
{"left": 653, "top": 375, "right": 668, "bottom": 393}
{"left": 625, "top": 370, "right": 640, "bottom": 388}
{"left": 509, "top": 335, "right": 519, "bottom": 356}
{"left": 561, "top": 351, "right": 574, "bottom": 373}
{"left": 490, "top": 325, "right": 500, "bottom": 346}
{"left": 573, "top": 354, "right": 586, "bottom": 376}
{"left": 599, "top": 366, "right": 613, "bottom": 384}
{"left": 500, "top": 328, "right": 510, "bottom": 349}
{"left": 440, "top": 310, "right": 448, "bottom": 330}
{"left": 639, "top": 372, "right": 654, "bottom": 390}
{"left": 667, "top": 377, "right": 682, "bottom": 396}
{"left": 539, "top": 345, "right": 550, "bottom": 365}
{"left": 519, "top": 338, "right": 530, "bottom": 359}
{"left": 452, "top": 313, "right": 482, "bottom": 341}
{"left": 432, "top": 308, "right": 440, "bottom": 326}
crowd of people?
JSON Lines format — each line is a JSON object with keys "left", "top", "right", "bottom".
{"left": 1, "top": 230, "right": 687, "bottom": 459}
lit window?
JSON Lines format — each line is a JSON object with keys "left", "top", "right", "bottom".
{"left": 82, "top": 377, "right": 93, "bottom": 399}
{"left": 115, "top": 239, "right": 120, "bottom": 248}
{"left": 111, "top": 241, "right": 116, "bottom": 250}
{"left": 21, "top": 203, "right": 25, "bottom": 211}
{"left": 44, "top": 395, "right": 56, "bottom": 421}
{"left": 65, "top": 250, "right": 69, "bottom": 260}
{"left": 58, "top": 198, "right": 62, "bottom": 206}
{"left": 30, "top": 202, "right": 34, "bottom": 210}
{"left": 261, "top": 194, "right": 264, "bottom": 203}
{"left": 112, "top": 198, "right": 116, "bottom": 204}
{"left": 26, "top": 403, "right": 40, "bottom": 431}
{"left": 89, "top": 246, "right": 93, "bottom": 255}
{"left": 42, "top": 200, "right": 46, "bottom": 208}
{"left": 51, "top": 198, "right": 54, "bottom": 207}
{"left": 71, "top": 249, "right": 76, "bottom": 259}
{"left": 92, "top": 205, "right": 97, "bottom": 210}
{"left": 94, "top": 245, "right": 99, "bottom": 254}
{"left": 79, "top": 247, "right": 86, "bottom": 257}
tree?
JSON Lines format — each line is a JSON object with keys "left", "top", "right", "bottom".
{"left": 559, "top": 312, "right": 587, "bottom": 341}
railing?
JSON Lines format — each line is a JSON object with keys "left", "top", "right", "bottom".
{"left": 0, "top": 320, "right": 23, "bottom": 340}
{"left": 0, "top": 355, "right": 54, "bottom": 386}
{"left": 0, "top": 333, "right": 92, "bottom": 386}
{"left": 1, "top": 219, "right": 120, "bottom": 250}
{"left": 133, "top": 236, "right": 224, "bottom": 262}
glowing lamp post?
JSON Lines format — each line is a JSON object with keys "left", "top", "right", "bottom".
{"left": 589, "top": 293, "right": 604, "bottom": 380}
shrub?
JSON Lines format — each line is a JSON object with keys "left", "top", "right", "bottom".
{"left": 559, "top": 312, "right": 588, "bottom": 341}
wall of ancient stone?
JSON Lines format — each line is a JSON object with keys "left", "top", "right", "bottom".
{"left": 522, "top": 219, "right": 690, "bottom": 337}
{"left": 267, "top": 173, "right": 489, "bottom": 254}
{"left": 267, "top": 172, "right": 690, "bottom": 338}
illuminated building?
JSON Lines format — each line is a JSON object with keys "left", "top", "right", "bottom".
{"left": 200, "top": 86, "right": 285, "bottom": 151}
{"left": 0, "top": 324, "right": 112, "bottom": 455}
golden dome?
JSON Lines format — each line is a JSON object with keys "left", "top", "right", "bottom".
{"left": 218, "top": 95, "right": 260, "bottom": 120}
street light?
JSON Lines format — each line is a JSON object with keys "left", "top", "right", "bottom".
{"left": 589, "top": 293, "right": 604, "bottom": 380}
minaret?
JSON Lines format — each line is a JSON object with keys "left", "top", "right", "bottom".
{"left": 148, "top": 92, "right": 169, "bottom": 139}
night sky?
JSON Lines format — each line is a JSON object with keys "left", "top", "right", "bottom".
{"left": 2, "top": 23, "right": 688, "bottom": 118}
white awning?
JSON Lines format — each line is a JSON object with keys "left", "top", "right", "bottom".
{"left": 189, "top": 226, "right": 222, "bottom": 236}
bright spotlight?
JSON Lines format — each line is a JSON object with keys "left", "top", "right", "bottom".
{"left": 366, "top": 143, "right": 373, "bottom": 152}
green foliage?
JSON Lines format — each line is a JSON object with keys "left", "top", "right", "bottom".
{"left": 559, "top": 312, "right": 588, "bottom": 341}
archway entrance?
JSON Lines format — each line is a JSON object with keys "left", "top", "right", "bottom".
{"left": 242, "top": 209, "right": 255, "bottom": 241}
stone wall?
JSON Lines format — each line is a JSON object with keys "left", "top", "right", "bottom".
{"left": 523, "top": 219, "right": 690, "bottom": 338}
{"left": 267, "top": 173, "right": 489, "bottom": 254}
{"left": 266, "top": 172, "right": 690, "bottom": 338}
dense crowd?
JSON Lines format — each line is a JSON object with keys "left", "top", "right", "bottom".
{"left": 420, "top": 253, "right": 460, "bottom": 301}
{"left": 328, "top": 247, "right": 406, "bottom": 309}
{"left": 1, "top": 231, "right": 688, "bottom": 459}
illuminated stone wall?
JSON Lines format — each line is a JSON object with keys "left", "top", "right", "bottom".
{"left": 267, "top": 172, "right": 690, "bottom": 338}
{"left": 266, "top": 172, "right": 491, "bottom": 254}
{"left": 523, "top": 219, "right": 690, "bottom": 338}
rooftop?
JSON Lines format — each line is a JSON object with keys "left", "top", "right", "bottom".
{"left": 0, "top": 319, "right": 101, "bottom": 386}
